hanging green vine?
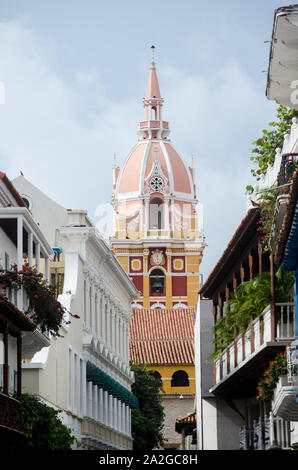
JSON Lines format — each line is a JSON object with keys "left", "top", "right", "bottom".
{"left": 210, "top": 269, "right": 294, "bottom": 359}
{"left": 246, "top": 105, "right": 298, "bottom": 194}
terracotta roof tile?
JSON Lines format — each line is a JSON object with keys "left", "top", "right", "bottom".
{"left": 0, "top": 292, "right": 36, "bottom": 330}
{"left": 0, "top": 172, "right": 27, "bottom": 208}
{"left": 130, "top": 308, "right": 195, "bottom": 365}
{"left": 176, "top": 411, "right": 196, "bottom": 425}
{"left": 199, "top": 208, "right": 260, "bottom": 298}
{"left": 175, "top": 411, "right": 196, "bottom": 433}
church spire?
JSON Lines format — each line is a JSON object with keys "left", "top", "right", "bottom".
{"left": 138, "top": 47, "right": 170, "bottom": 140}
{"left": 145, "top": 46, "right": 161, "bottom": 100}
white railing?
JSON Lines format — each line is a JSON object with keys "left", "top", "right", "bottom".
{"left": 276, "top": 303, "right": 296, "bottom": 340}
{"left": 240, "top": 413, "right": 291, "bottom": 450}
{"left": 287, "top": 344, "right": 298, "bottom": 385}
{"left": 269, "top": 412, "right": 292, "bottom": 449}
{"left": 215, "top": 303, "right": 295, "bottom": 385}
{"left": 1, "top": 286, "right": 30, "bottom": 314}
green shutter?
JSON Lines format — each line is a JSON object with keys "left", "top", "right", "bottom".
{"left": 86, "top": 362, "right": 138, "bottom": 408}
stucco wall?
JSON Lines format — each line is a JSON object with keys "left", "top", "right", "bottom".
{"left": 161, "top": 395, "right": 195, "bottom": 449}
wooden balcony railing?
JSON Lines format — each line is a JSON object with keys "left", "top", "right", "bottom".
{"left": 0, "top": 392, "right": 24, "bottom": 433}
{"left": 214, "top": 303, "right": 296, "bottom": 385}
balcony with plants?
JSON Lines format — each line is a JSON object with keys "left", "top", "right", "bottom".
{"left": 239, "top": 349, "right": 297, "bottom": 450}
{"left": 208, "top": 105, "right": 298, "bottom": 397}
{"left": 0, "top": 261, "right": 78, "bottom": 358}
{"left": 270, "top": 345, "right": 298, "bottom": 422}
{"left": 211, "top": 267, "right": 295, "bottom": 395}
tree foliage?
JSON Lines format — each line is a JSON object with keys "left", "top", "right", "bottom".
{"left": 256, "top": 352, "right": 288, "bottom": 401}
{"left": 21, "top": 394, "right": 75, "bottom": 450}
{"left": 246, "top": 105, "right": 298, "bottom": 194}
{"left": 211, "top": 268, "right": 294, "bottom": 359}
{"left": 130, "top": 363, "right": 165, "bottom": 451}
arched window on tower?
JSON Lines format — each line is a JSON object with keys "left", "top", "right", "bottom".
{"left": 150, "top": 198, "right": 163, "bottom": 229}
{"left": 150, "top": 269, "right": 165, "bottom": 295}
{"left": 151, "top": 105, "right": 157, "bottom": 120}
{"left": 150, "top": 370, "right": 162, "bottom": 381}
{"left": 171, "top": 370, "right": 189, "bottom": 387}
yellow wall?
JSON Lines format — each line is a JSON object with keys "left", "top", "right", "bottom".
{"left": 114, "top": 249, "right": 202, "bottom": 308}
{"left": 147, "top": 364, "right": 195, "bottom": 395}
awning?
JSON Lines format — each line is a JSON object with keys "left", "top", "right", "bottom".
{"left": 86, "top": 362, "right": 138, "bottom": 409}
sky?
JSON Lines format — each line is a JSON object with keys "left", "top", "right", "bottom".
{"left": 0, "top": 0, "right": 293, "bottom": 281}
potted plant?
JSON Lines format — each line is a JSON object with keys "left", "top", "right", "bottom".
{"left": 0, "top": 261, "right": 79, "bottom": 337}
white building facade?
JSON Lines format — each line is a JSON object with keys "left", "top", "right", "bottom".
{"left": 14, "top": 176, "right": 138, "bottom": 449}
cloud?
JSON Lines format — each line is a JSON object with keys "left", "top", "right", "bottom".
{"left": 158, "top": 60, "right": 276, "bottom": 277}
{"left": 0, "top": 20, "right": 276, "bottom": 278}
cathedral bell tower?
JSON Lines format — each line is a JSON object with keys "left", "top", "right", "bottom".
{"left": 110, "top": 54, "right": 205, "bottom": 309}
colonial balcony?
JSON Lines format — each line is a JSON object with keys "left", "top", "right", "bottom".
{"left": 1, "top": 286, "right": 50, "bottom": 359}
{"left": 0, "top": 392, "right": 24, "bottom": 434}
{"left": 0, "top": 207, "right": 53, "bottom": 359}
{"left": 278, "top": 153, "right": 298, "bottom": 186}
{"left": 211, "top": 302, "right": 296, "bottom": 398}
{"left": 240, "top": 412, "right": 291, "bottom": 450}
{"left": 271, "top": 344, "right": 298, "bottom": 421}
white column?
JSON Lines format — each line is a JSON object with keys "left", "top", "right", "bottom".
{"left": 107, "top": 301, "right": 111, "bottom": 347}
{"left": 93, "top": 384, "right": 98, "bottom": 420}
{"left": 28, "top": 231, "right": 33, "bottom": 267}
{"left": 115, "top": 312, "right": 119, "bottom": 355}
{"left": 117, "top": 400, "right": 122, "bottom": 432}
{"left": 82, "top": 360, "right": 87, "bottom": 417}
{"left": 17, "top": 216, "right": 23, "bottom": 309}
{"left": 99, "top": 388, "right": 104, "bottom": 423}
{"left": 114, "top": 397, "right": 118, "bottom": 430}
{"left": 144, "top": 197, "right": 149, "bottom": 238}
{"left": 96, "top": 290, "right": 100, "bottom": 337}
{"left": 101, "top": 296, "right": 106, "bottom": 342}
{"left": 125, "top": 405, "right": 130, "bottom": 436}
{"left": 87, "top": 381, "right": 93, "bottom": 418}
{"left": 122, "top": 402, "right": 126, "bottom": 434}
{"left": 164, "top": 197, "right": 170, "bottom": 234}
{"left": 128, "top": 408, "right": 132, "bottom": 437}
{"left": 45, "top": 256, "right": 50, "bottom": 283}
{"left": 17, "top": 216, "right": 23, "bottom": 270}
{"left": 89, "top": 282, "right": 93, "bottom": 331}
{"left": 109, "top": 394, "right": 113, "bottom": 427}
{"left": 139, "top": 198, "right": 144, "bottom": 233}
{"left": 124, "top": 322, "right": 128, "bottom": 362}
{"left": 111, "top": 308, "right": 115, "bottom": 352}
{"left": 171, "top": 199, "right": 175, "bottom": 232}
{"left": 104, "top": 390, "right": 108, "bottom": 425}
{"left": 35, "top": 241, "right": 40, "bottom": 273}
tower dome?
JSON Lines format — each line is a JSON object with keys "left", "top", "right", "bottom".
{"left": 112, "top": 57, "right": 200, "bottom": 241}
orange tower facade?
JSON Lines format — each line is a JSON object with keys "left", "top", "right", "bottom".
{"left": 110, "top": 58, "right": 205, "bottom": 309}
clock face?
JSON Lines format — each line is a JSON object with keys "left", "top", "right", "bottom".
{"left": 150, "top": 176, "right": 163, "bottom": 192}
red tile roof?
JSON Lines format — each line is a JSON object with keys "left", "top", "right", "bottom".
{"left": 0, "top": 172, "right": 27, "bottom": 208}
{"left": 175, "top": 411, "right": 196, "bottom": 433}
{"left": 0, "top": 292, "right": 36, "bottom": 331}
{"left": 199, "top": 208, "right": 260, "bottom": 298}
{"left": 130, "top": 308, "right": 195, "bottom": 365}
